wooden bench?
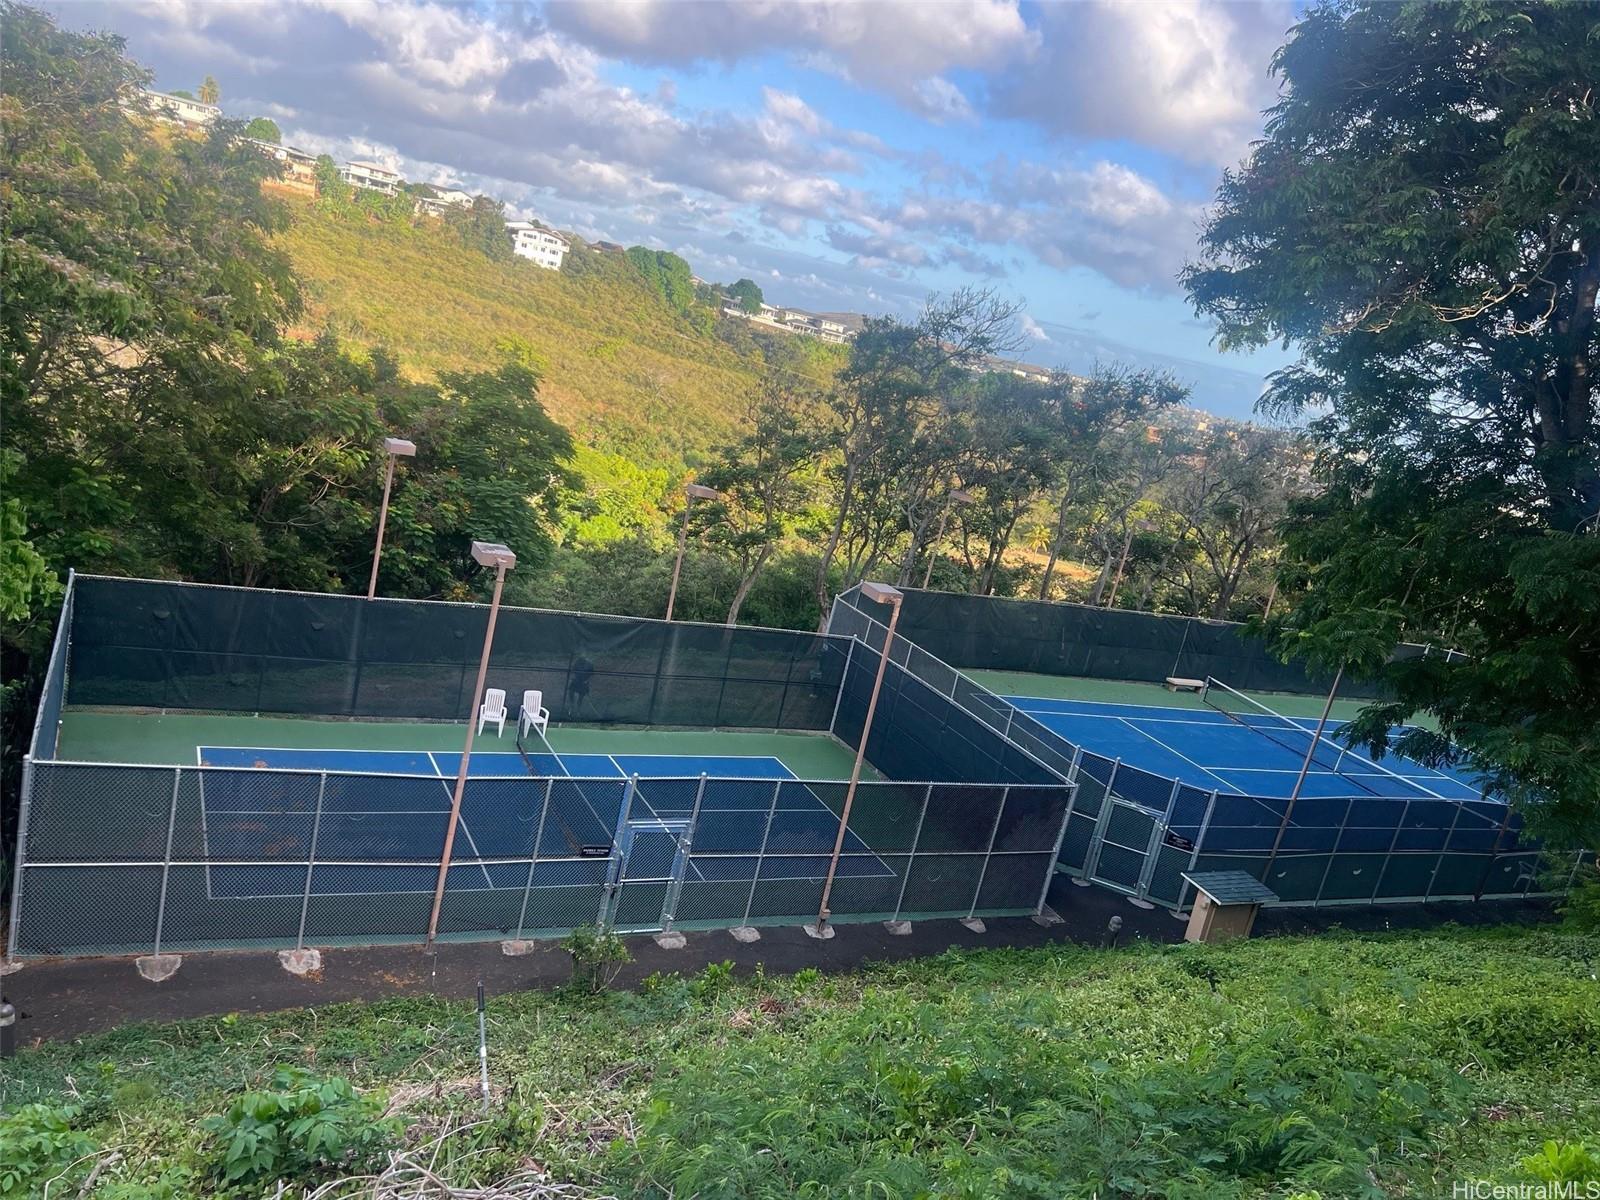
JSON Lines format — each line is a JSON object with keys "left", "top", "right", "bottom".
{"left": 1164, "top": 676, "right": 1206, "bottom": 693}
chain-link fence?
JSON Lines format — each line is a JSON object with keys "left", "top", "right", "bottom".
{"left": 7, "top": 760, "right": 1072, "bottom": 958}
{"left": 827, "top": 586, "right": 1589, "bottom": 911}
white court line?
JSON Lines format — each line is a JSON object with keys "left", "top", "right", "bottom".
{"left": 1008, "top": 696, "right": 1241, "bottom": 717}
{"left": 1113, "top": 717, "right": 1245, "bottom": 796}
{"left": 427, "top": 752, "right": 496, "bottom": 889}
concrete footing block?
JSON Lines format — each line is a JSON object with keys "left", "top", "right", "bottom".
{"left": 278, "top": 947, "right": 321, "bottom": 975}
{"left": 500, "top": 939, "right": 537, "bottom": 956}
{"left": 959, "top": 917, "right": 987, "bottom": 934}
{"left": 802, "top": 922, "right": 835, "bottom": 940}
{"left": 652, "top": 930, "right": 686, "bottom": 950}
{"left": 0, "top": 960, "right": 23, "bottom": 977}
{"left": 1127, "top": 897, "right": 1156, "bottom": 910}
{"left": 1031, "top": 906, "right": 1064, "bottom": 927}
{"left": 136, "top": 954, "right": 182, "bottom": 982}
{"left": 1070, "top": 877, "right": 1092, "bottom": 887}
{"left": 728, "top": 926, "right": 761, "bottom": 943}
{"left": 882, "top": 920, "right": 913, "bottom": 936}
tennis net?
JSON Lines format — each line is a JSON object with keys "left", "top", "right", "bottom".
{"left": 515, "top": 726, "right": 618, "bottom": 855}
{"left": 1201, "top": 678, "right": 1385, "bottom": 797}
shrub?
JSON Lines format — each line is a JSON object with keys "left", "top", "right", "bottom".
{"left": 0, "top": 1104, "right": 95, "bottom": 1198}
{"left": 201, "top": 1067, "right": 398, "bottom": 1187}
{"left": 562, "top": 923, "right": 631, "bottom": 993}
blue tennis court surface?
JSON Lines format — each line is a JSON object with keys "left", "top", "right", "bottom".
{"left": 196, "top": 746, "right": 890, "bottom": 898}
{"left": 1005, "top": 696, "right": 1488, "bottom": 802}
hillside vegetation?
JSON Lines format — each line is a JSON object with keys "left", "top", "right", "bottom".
{"left": 5, "top": 929, "right": 1598, "bottom": 1197}
{"left": 279, "top": 205, "right": 826, "bottom": 471}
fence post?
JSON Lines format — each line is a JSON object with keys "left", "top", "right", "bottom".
{"left": 659, "top": 774, "right": 708, "bottom": 932}
{"left": 965, "top": 787, "right": 1008, "bottom": 920}
{"left": 1314, "top": 798, "right": 1352, "bottom": 905}
{"left": 1472, "top": 802, "right": 1513, "bottom": 901}
{"left": 151, "top": 767, "right": 183, "bottom": 958}
{"left": 890, "top": 784, "right": 934, "bottom": 924}
{"left": 1371, "top": 797, "right": 1409, "bottom": 904}
{"left": 738, "top": 778, "right": 785, "bottom": 930}
{"left": 3, "top": 754, "right": 36, "bottom": 967}
{"left": 1035, "top": 782, "right": 1075, "bottom": 917}
{"left": 1423, "top": 800, "right": 1462, "bottom": 902}
{"left": 1082, "top": 760, "right": 1121, "bottom": 880}
{"left": 1178, "top": 789, "right": 1220, "bottom": 912}
{"left": 828, "top": 637, "right": 855, "bottom": 738}
{"left": 597, "top": 776, "right": 638, "bottom": 934}
{"left": 295, "top": 772, "right": 328, "bottom": 951}
{"left": 513, "top": 779, "right": 555, "bottom": 942}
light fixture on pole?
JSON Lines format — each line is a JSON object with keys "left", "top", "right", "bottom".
{"left": 367, "top": 437, "right": 417, "bottom": 600}
{"left": 808, "top": 580, "right": 902, "bottom": 940}
{"left": 921, "top": 487, "right": 975, "bottom": 589}
{"left": 665, "top": 482, "right": 723, "bottom": 622}
{"left": 426, "top": 541, "right": 515, "bottom": 949}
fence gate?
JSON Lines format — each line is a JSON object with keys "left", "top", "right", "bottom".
{"left": 1084, "top": 800, "right": 1160, "bottom": 896}
{"left": 600, "top": 818, "right": 692, "bottom": 933}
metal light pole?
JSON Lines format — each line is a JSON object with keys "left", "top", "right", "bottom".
{"left": 367, "top": 437, "right": 417, "bottom": 599}
{"left": 665, "top": 482, "right": 723, "bottom": 621}
{"left": 1264, "top": 665, "right": 1344, "bottom": 879}
{"left": 808, "top": 580, "right": 902, "bottom": 939}
{"left": 921, "top": 487, "right": 975, "bottom": 589}
{"left": 426, "top": 541, "right": 516, "bottom": 949}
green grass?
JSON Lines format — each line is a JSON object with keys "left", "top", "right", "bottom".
{"left": 5, "top": 928, "right": 1597, "bottom": 1197}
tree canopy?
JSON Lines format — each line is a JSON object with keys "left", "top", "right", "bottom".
{"left": 1185, "top": 0, "right": 1599, "bottom": 840}
{"left": 727, "top": 278, "right": 764, "bottom": 314}
{"left": 243, "top": 116, "right": 281, "bottom": 142}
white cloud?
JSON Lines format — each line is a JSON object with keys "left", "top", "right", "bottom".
{"left": 991, "top": 0, "right": 1290, "bottom": 167}
{"left": 545, "top": 0, "right": 1032, "bottom": 116}
{"left": 1021, "top": 313, "right": 1051, "bottom": 342}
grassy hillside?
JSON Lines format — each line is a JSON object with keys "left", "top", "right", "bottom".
{"left": 6, "top": 928, "right": 1598, "bottom": 1197}
{"left": 277, "top": 205, "right": 823, "bottom": 472}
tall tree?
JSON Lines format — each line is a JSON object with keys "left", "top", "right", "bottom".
{"left": 243, "top": 116, "right": 281, "bottom": 142}
{"left": 697, "top": 381, "right": 824, "bottom": 624}
{"left": 198, "top": 74, "right": 219, "bottom": 105}
{"left": 1184, "top": 0, "right": 1599, "bottom": 840}
{"left": 812, "top": 288, "right": 1020, "bottom": 624}
{"left": 727, "top": 278, "right": 764, "bottom": 314}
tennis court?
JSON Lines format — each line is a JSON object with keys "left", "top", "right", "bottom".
{"left": 1005, "top": 689, "right": 1487, "bottom": 802}
{"left": 193, "top": 744, "right": 891, "bottom": 901}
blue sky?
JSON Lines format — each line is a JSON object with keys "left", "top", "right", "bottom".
{"left": 59, "top": 0, "right": 1302, "bottom": 418}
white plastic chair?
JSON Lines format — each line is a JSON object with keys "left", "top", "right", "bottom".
{"left": 478, "top": 687, "right": 507, "bottom": 737}
{"left": 519, "top": 689, "right": 550, "bottom": 740}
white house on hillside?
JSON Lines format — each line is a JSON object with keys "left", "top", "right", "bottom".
{"left": 340, "top": 160, "right": 402, "bottom": 195}
{"left": 506, "top": 221, "right": 569, "bottom": 271}
{"left": 141, "top": 89, "right": 220, "bottom": 127}
{"left": 415, "top": 188, "right": 475, "bottom": 216}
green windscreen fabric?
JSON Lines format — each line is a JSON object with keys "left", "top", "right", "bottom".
{"left": 67, "top": 576, "right": 848, "bottom": 731}
{"left": 881, "top": 588, "right": 1430, "bottom": 699}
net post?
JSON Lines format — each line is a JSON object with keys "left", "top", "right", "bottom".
{"left": 890, "top": 784, "right": 934, "bottom": 924}
{"left": 151, "top": 767, "right": 183, "bottom": 957}
{"left": 295, "top": 772, "right": 328, "bottom": 951}
{"left": 514, "top": 779, "right": 555, "bottom": 942}
{"left": 4, "top": 754, "right": 36, "bottom": 966}
{"left": 739, "top": 779, "right": 784, "bottom": 929}
{"left": 965, "top": 786, "right": 1008, "bottom": 920}
{"left": 1035, "top": 781, "right": 1075, "bottom": 917}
